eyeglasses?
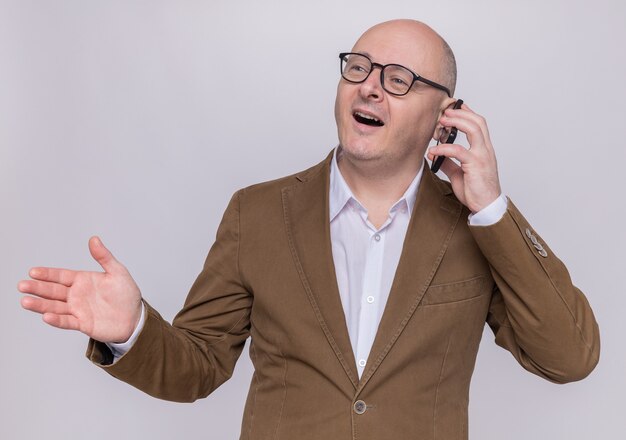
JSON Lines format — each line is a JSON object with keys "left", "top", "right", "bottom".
{"left": 339, "top": 52, "right": 451, "bottom": 97}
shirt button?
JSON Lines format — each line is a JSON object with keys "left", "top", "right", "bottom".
{"left": 366, "top": 296, "right": 375, "bottom": 304}
{"left": 374, "top": 233, "right": 381, "bottom": 241}
{"left": 354, "top": 400, "right": 367, "bottom": 415}
{"left": 358, "top": 359, "right": 367, "bottom": 367}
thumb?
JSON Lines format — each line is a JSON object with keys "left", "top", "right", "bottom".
{"left": 89, "top": 236, "right": 123, "bottom": 274}
{"left": 438, "top": 155, "right": 460, "bottom": 177}
{"left": 437, "top": 157, "right": 464, "bottom": 188}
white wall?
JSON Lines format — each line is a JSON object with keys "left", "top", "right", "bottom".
{"left": 1, "top": 0, "right": 624, "bottom": 438}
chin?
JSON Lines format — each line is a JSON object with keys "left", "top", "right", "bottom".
{"left": 340, "top": 141, "right": 384, "bottom": 162}
{"left": 339, "top": 131, "right": 387, "bottom": 161}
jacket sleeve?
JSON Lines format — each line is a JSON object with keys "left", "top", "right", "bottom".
{"left": 470, "top": 198, "right": 600, "bottom": 383}
{"left": 86, "top": 190, "right": 253, "bottom": 402}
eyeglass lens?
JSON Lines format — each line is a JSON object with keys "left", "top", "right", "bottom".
{"left": 341, "top": 53, "right": 414, "bottom": 95}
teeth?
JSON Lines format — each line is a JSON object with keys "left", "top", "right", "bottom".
{"left": 355, "top": 111, "right": 380, "bottom": 122}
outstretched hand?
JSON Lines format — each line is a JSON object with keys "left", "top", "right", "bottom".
{"left": 18, "top": 236, "right": 143, "bottom": 344}
{"left": 427, "top": 103, "right": 502, "bottom": 213}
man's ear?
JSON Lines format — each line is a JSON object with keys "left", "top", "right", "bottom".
{"left": 431, "top": 97, "right": 457, "bottom": 141}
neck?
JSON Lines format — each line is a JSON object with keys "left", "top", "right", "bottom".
{"left": 336, "top": 147, "right": 423, "bottom": 215}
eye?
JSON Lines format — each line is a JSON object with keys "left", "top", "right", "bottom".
{"left": 389, "top": 76, "right": 409, "bottom": 86}
{"left": 348, "top": 62, "right": 368, "bottom": 73}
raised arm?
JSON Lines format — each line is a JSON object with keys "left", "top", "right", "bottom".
{"left": 19, "top": 192, "right": 252, "bottom": 403}
{"left": 85, "top": 191, "right": 252, "bottom": 402}
{"left": 428, "top": 103, "right": 600, "bottom": 381}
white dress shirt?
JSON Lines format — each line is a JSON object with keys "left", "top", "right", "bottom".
{"left": 329, "top": 146, "right": 506, "bottom": 377}
{"left": 109, "top": 147, "right": 508, "bottom": 370}
{"left": 329, "top": 146, "right": 422, "bottom": 378}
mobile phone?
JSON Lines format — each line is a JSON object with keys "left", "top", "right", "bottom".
{"left": 430, "top": 99, "right": 464, "bottom": 173}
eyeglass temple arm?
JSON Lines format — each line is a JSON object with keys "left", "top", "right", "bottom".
{"left": 416, "top": 77, "right": 451, "bottom": 97}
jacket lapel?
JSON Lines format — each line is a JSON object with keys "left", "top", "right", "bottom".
{"left": 282, "top": 150, "right": 360, "bottom": 389}
{"left": 281, "top": 151, "right": 464, "bottom": 393}
{"left": 356, "top": 164, "right": 463, "bottom": 393}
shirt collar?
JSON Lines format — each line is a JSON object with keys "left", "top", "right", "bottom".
{"left": 329, "top": 146, "right": 424, "bottom": 222}
{"left": 329, "top": 146, "right": 354, "bottom": 222}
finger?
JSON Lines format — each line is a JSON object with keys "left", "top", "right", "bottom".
{"left": 440, "top": 115, "right": 493, "bottom": 153}
{"left": 21, "top": 296, "right": 71, "bottom": 315}
{"left": 444, "top": 108, "right": 491, "bottom": 146}
{"left": 42, "top": 313, "right": 80, "bottom": 331}
{"left": 17, "top": 279, "right": 69, "bottom": 301}
{"left": 29, "top": 267, "right": 76, "bottom": 287}
{"left": 89, "top": 236, "right": 123, "bottom": 275}
{"left": 429, "top": 143, "right": 472, "bottom": 164}
{"left": 428, "top": 153, "right": 463, "bottom": 182}
{"left": 438, "top": 155, "right": 462, "bottom": 178}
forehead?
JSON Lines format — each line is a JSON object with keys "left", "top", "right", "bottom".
{"left": 351, "top": 24, "right": 442, "bottom": 78}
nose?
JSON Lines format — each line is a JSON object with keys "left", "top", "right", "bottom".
{"left": 358, "top": 67, "right": 384, "bottom": 102}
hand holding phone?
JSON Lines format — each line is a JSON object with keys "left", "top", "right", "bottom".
{"left": 430, "top": 99, "right": 463, "bottom": 173}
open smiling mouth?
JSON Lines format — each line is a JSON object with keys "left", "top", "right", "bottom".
{"left": 353, "top": 111, "right": 384, "bottom": 127}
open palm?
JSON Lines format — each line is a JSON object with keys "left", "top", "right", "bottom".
{"left": 18, "top": 236, "right": 142, "bottom": 343}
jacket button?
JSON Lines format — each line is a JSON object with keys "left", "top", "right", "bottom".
{"left": 354, "top": 400, "right": 367, "bottom": 415}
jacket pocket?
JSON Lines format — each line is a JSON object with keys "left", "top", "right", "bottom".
{"left": 421, "top": 275, "right": 489, "bottom": 306}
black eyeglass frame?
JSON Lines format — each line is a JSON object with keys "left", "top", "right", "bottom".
{"left": 339, "top": 52, "right": 451, "bottom": 97}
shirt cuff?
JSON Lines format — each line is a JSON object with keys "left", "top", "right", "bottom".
{"left": 105, "top": 301, "right": 146, "bottom": 362}
{"left": 468, "top": 194, "right": 508, "bottom": 226}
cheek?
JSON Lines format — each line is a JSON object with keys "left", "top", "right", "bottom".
{"left": 334, "top": 83, "right": 350, "bottom": 124}
{"left": 390, "top": 107, "right": 437, "bottom": 147}
{"left": 334, "top": 95, "right": 342, "bottom": 127}
{"left": 395, "top": 109, "right": 427, "bottom": 135}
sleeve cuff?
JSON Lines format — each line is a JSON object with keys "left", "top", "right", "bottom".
{"left": 468, "top": 193, "right": 508, "bottom": 226}
{"left": 105, "top": 301, "right": 146, "bottom": 362}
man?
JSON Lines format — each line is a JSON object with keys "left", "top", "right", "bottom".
{"left": 18, "top": 19, "right": 599, "bottom": 439}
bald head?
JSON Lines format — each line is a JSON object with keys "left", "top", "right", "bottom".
{"left": 354, "top": 20, "right": 457, "bottom": 96}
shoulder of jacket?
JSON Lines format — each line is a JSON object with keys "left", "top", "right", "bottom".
{"left": 236, "top": 150, "right": 331, "bottom": 199}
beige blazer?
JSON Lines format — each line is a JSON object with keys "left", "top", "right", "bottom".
{"left": 88, "top": 150, "right": 600, "bottom": 440}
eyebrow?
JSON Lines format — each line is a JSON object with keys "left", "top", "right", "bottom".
{"left": 356, "top": 51, "right": 410, "bottom": 69}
